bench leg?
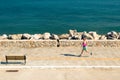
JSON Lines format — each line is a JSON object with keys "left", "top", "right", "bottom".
{"left": 6, "top": 59, "right": 8, "bottom": 64}
{"left": 24, "top": 60, "right": 26, "bottom": 65}
{"left": 6, "top": 56, "right": 8, "bottom": 64}
{"left": 24, "top": 56, "right": 26, "bottom": 65}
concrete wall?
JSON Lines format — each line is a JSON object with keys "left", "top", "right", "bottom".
{"left": 0, "top": 40, "right": 57, "bottom": 48}
{"left": 0, "top": 40, "right": 120, "bottom": 48}
{"left": 59, "top": 40, "right": 120, "bottom": 47}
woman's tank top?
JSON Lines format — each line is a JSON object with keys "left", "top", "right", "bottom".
{"left": 82, "top": 42, "right": 87, "bottom": 47}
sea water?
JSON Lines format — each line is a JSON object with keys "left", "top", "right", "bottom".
{"left": 0, "top": 0, "right": 120, "bottom": 34}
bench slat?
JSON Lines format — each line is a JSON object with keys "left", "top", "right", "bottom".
{"left": 5, "top": 55, "right": 26, "bottom": 64}
{"left": 6, "top": 56, "right": 26, "bottom": 60}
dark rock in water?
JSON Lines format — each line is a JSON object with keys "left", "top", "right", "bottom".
{"left": 68, "top": 30, "right": 82, "bottom": 40}
{"left": 50, "top": 34, "right": 59, "bottom": 40}
{"left": 69, "top": 29, "right": 77, "bottom": 37}
{"left": 82, "top": 31, "right": 93, "bottom": 40}
{"left": 70, "top": 36, "right": 79, "bottom": 40}
{"left": 21, "top": 33, "right": 31, "bottom": 40}
{"left": 106, "top": 31, "right": 118, "bottom": 40}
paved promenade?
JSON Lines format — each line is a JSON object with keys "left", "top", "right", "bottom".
{"left": 0, "top": 47, "right": 120, "bottom": 66}
{"left": 0, "top": 68, "right": 120, "bottom": 80}
{"left": 0, "top": 47, "right": 120, "bottom": 80}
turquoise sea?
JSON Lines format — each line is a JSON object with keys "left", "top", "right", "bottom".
{"left": 0, "top": 0, "right": 120, "bottom": 34}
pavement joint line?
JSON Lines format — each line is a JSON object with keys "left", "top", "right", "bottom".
{"left": 0, "top": 66, "right": 120, "bottom": 69}
{"left": 27, "top": 57, "right": 120, "bottom": 61}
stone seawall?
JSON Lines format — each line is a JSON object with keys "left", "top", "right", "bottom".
{"left": 0, "top": 40, "right": 57, "bottom": 48}
{"left": 59, "top": 40, "right": 120, "bottom": 47}
{"left": 0, "top": 40, "right": 120, "bottom": 48}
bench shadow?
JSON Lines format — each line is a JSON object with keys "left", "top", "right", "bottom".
{"left": 1, "top": 61, "right": 24, "bottom": 65}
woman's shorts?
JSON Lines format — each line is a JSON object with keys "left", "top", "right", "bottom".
{"left": 83, "top": 47, "right": 87, "bottom": 50}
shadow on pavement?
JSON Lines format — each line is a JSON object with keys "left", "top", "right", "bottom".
{"left": 61, "top": 53, "right": 89, "bottom": 57}
{"left": 1, "top": 61, "right": 24, "bottom": 65}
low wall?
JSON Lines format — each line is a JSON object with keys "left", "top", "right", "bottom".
{"left": 0, "top": 40, "right": 57, "bottom": 48}
{"left": 0, "top": 40, "right": 120, "bottom": 48}
{"left": 59, "top": 40, "right": 120, "bottom": 47}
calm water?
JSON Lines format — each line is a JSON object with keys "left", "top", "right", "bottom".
{"left": 0, "top": 0, "right": 120, "bottom": 34}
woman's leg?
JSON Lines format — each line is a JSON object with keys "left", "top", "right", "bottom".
{"left": 86, "top": 50, "right": 92, "bottom": 55}
{"left": 78, "top": 49, "right": 84, "bottom": 57}
{"left": 85, "top": 50, "right": 89, "bottom": 53}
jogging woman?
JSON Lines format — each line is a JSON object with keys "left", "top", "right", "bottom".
{"left": 78, "top": 37, "right": 92, "bottom": 57}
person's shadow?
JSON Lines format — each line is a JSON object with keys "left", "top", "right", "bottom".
{"left": 61, "top": 53, "right": 78, "bottom": 57}
{"left": 61, "top": 53, "right": 89, "bottom": 57}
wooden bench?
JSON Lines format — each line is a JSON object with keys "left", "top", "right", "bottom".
{"left": 5, "top": 55, "right": 26, "bottom": 64}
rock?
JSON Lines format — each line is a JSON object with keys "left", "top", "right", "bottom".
{"left": 0, "top": 34, "right": 8, "bottom": 40}
{"left": 76, "top": 32, "right": 82, "bottom": 39}
{"left": 30, "top": 34, "right": 43, "bottom": 40}
{"left": 99, "top": 35, "right": 107, "bottom": 40}
{"left": 69, "top": 29, "right": 77, "bottom": 37}
{"left": 69, "top": 32, "right": 82, "bottom": 40}
{"left": 21, "top": 33, "right": 31, "bottom": 39}
{"left": 51, "top": 34, "right": 59, "bottom": 40}
{"left": 118, "top": 33, "right": 120, "bottom": 39}
{"left": 59, "top": 34, "right": 69, "bottom": 40}
{"left": 43, "top": 32, "right": 51, "bottom": 40}
{"left": 106, "top": 31, "right": 118, "bottom": 40}
{"left": 8, "top": 34, "right": 22, "bottom": 40}
{"left": 82, "top": 31, "right": 93, "bottom": 40}
{"left": 3, "top": 34, "right": 8, "bottom": 38}
{"left": 68, "top": 30, "right": 82, "bottom": 40}
{"left": 89, "top": 31, "right": 100, "bottom": 40}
